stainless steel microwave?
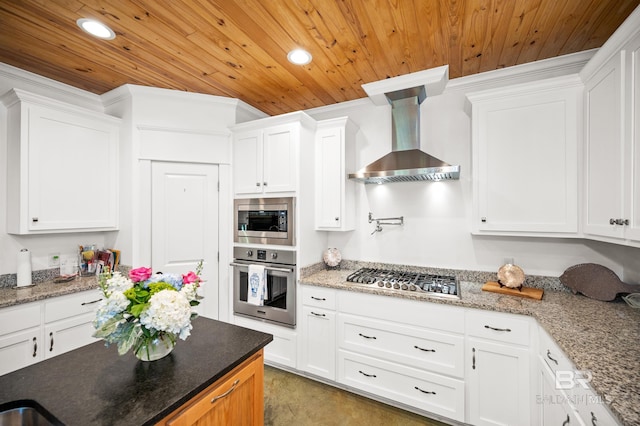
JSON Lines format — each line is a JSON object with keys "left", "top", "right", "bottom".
{"left": 234, "top": 197, "right": 295, "bottom": 246}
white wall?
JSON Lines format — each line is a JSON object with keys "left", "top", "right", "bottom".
{"left": 305, "top": 62, "right": 640, "bottom": 280}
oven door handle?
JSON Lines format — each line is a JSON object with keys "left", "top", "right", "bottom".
{"left": 229, "top": 262, "right": 294, "bottom": 273}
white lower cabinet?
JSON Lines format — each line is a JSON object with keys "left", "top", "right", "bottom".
{"left": 338, "top": 350, "right": 465, "bottom": 422}
{"left": 233, "top": 315, "right": 297, "bottom": 368}
{"left": 540, "top": 362, "right": 584, "bottom": 426}
{"left": 466, "top": 309, "right": 532, "bottom": 426}
{"left": 0, "top": 302, "right": 43, "bottom": 376}
{"left": 299, "top": 286, "right": 336, "bottom": 380}
{"left": 335, "top": 291, "right": 465, "bottom": 421}
{"left": 538, "top": 328, "right": 621, "bottom": 426}
{"left": 0, "top": 290, "right": 102, "bottom": 376}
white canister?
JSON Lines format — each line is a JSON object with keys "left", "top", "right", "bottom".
{"left": 17, "top": 248, "right": 32, "bottom": 287}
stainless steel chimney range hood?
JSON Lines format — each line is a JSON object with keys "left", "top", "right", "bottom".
{"left": 349, "top": 66, "right": 460, "bottom": 184}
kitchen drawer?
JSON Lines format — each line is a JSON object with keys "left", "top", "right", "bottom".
{"left": 338, "top": 313, "right": 464, "bottom": 378}
{"left": 539, "top": 327, "right": 574, "bottom": 376}
{"left": 44, "top": 290, "right": 103, "bottom": 323}
{"left": 0, "top": 302, "right": 41, "bottom": 335}
{"left": 338, "top": 291, "right": 464, "bottom": 334}
{"left": 466, "top": 309, "right": 531, "bottom": 346}
{"left": 301, "top": 285, "right": 337, "bottom": 310}
{"left": 338, "top": 349, "right": 464, "bottom": 422}
{"left": 573, "top": 384, "right": 621, "bottom": 425}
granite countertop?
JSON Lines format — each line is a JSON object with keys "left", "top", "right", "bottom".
{"left": 301, "top": 268, "right": 640, "bottom": 426}
{"left": 0, "top": 276, "right": 100, "bottom": 309}
{"left": 0, "top": 317, "right": 273, "bottom": 425}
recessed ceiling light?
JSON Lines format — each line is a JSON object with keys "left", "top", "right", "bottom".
{"left": 287, "top": 48, "right": 312, "bottom": 65}
{"left": 76, "top": 18, "right": 115, "bottom": 40}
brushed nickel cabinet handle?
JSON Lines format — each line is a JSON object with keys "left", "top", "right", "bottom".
{"left": 211, "top": 379, "right": 240, "bottom": 403}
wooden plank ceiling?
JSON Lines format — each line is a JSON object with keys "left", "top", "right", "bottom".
{"left": 0, "top": 0, "right": 638, "bottom": 115}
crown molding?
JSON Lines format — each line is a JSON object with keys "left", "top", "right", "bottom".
{"left": 0, "top": 62, "right": 103, "bottom": 110}
{"left": 445, "top": 49, "right": 595, "bottom": 94}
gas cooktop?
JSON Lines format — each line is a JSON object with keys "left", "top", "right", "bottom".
{"left": 345, "top": 268, "right": 460, "bottom": 299}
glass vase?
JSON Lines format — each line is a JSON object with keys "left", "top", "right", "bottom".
{"left": 135, "top": 335, "right": 175, "bottom": 361}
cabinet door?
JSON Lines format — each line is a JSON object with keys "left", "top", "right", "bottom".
{"left": 233, "top": 130, "right": 263, "bottom": 194}
{"left": 467, "top": 338, "right": 531, "bottom": 426}
{"left": 262, "top": 123, "right": 297, "bottom": 193}
{"left": 44, "top": 313, "right": 98, "bottom": 359}
{"left": 315, "top": 126, "right": 343, "bottom": 229}
{"left": 470, "top": 78, "right": 579, "bottom": 235}
{"left": 626, "top": 34, "right": 640, "bottom": 242}
{"left": 584, "top": 53, "right": 626, "bottom": 238}
{"left": 540, "top": 365, "right": 584, "bottom": 426}
{"left": 300, "top": 306, "right": 336, "bottom": 380}
{"left": 26, "top": 104, "right": 118, "bottom": 232}
{"left": 163, "top": 351, "right": 264, "bottom": 426}
{"left": 0, "top": 329, "right": 43, "bottom": 376}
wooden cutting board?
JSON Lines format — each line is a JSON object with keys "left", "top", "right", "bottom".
{"left": 482, "top": 281, "right": 544, "bottom": 300}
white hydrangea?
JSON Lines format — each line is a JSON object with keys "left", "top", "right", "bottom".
{"left": 94, "top": 290, "right": 130, "bottom": 327}
{"left": 180, "top": 283, "right": 198, "bottom": 302}
{"left": 139, "top": 290, "right": 193, "bottom": 340}
{"left": 106, "top": 272, "right": 134, "bottom": 293}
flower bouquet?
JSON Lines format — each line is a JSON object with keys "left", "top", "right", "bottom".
{"left": 93, "top": 262, "right": 202, "bottom": 361}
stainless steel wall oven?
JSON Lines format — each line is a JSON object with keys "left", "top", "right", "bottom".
{"left": 234, "top": 197, "right": 295, "bottom": 246}
{"left": 231, "top": 246, "right": 296, "bottom": 327}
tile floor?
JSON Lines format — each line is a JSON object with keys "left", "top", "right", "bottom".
{"left": 263, "top": 365, "right": 450, "bottom": 426}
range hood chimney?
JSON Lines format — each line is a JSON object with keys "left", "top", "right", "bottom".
{"left": 349, "top": 66, "right": 460, "bottom": 184}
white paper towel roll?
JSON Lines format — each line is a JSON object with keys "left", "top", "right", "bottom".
{"left": 17, "top": 248, "right": 32, "bottom": 287}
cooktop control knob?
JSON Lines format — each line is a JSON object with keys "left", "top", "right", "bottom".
{"left": 271, "top": 252, "right": 278, "bottom": 259}
{"left": 246, "top": 250, "right": 253, "bottom": 257}
{"left": 377, "top": 281, "right": 384, "bottom": 287}
{"left": 385, "top": 282, "right": 392, "bottom": 288}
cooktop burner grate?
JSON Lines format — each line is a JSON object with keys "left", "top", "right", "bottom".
{"left": 346, "top": 268, "right": 460, "bottom": 298}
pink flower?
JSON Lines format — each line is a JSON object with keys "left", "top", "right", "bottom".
{"left": 182, "top": 271, "right": 200, "bottom": 286}
{"left": 129, "top": 267, "right": 152, "bottom": 282}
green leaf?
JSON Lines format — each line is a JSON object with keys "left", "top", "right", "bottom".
{"left": 129, "top": 302, "right": 149, "bottom": 318}
{"left": 92, "top": 316, "right": 123, "bottom": 339}
{"left": 116, "top": 322, "right": 140, "bottom": 355}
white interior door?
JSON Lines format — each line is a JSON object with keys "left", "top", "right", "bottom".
{"left": 151, "top": 162, "right": 219, "bottom": 319}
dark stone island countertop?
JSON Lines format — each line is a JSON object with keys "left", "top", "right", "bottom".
{"left": 0, "top": 317, "right": 273, "bottom": 425}
{"left": 301, "top": 267, "right": 640, "bottom": 426}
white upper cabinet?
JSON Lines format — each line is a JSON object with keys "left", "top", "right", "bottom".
{"left": 583, "top": 52, "right": 626, "bottom": 239}
{"left": 2, "top": 89, "right": 120, "bottom": 234}
{"left": 581, "top": 13, "right": 640, "bottom": 245}
{"left": 314, "top": 117, "right": 357, "bottom": 231}
{"left": 467, "top": 75, "right": 581, "bottom": 236}
{"left": 232, "top": 113, "right": 315, "bottom": 196}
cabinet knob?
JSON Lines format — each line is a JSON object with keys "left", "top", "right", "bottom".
{"left": 481, "top": 217, "right": 486, "bottom": 223}
{"left": 32, "top": 217, "right": 38, "bottom": 223}
{"left": 335, "top": 217, "right": 339, "bottom": 221}
{"left": 256, "top": 182, "right": 261, "bottom": 187}
{"left": 263, "top": 182, "right": 268, "bottom": 186}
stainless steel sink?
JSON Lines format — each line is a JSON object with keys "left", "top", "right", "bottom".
{"left": 0, "top": 400, "right": 63, "bottom": 426}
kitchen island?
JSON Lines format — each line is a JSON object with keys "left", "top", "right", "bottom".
{"left": 0, "top": 317, "right": 273, "bottom": 425}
